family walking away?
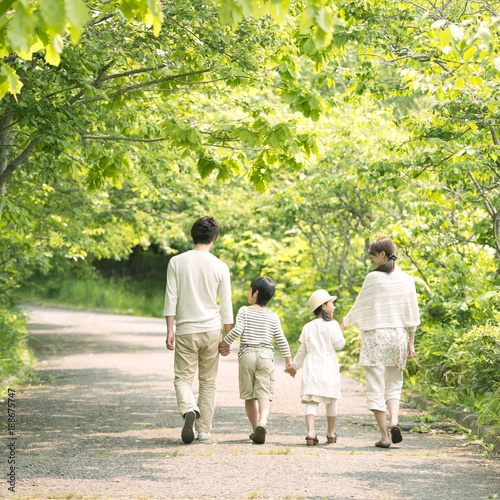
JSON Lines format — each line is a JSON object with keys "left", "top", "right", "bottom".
{"left": 164, "top": 218, "right": 420, "bottom": 449}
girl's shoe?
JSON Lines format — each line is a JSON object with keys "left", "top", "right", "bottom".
{"left": 306, "top": 435, "right": 319, "bottom": 446}
{"left": 326, "top": 433, "right": 338, "bottom": 443}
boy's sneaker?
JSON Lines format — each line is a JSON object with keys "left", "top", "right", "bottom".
{"left": 181, "top": 410, "right": 196, "bottom": 444}
{"left": 197, "top": 432, "right": 211, "bottom": 441}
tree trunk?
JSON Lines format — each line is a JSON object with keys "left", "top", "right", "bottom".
{"left": 0, "top": 106, "right": 14, "bottom": 219}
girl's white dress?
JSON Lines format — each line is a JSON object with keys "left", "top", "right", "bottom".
{"left": 291, "top": 319, "right": 346, "bottom": 404}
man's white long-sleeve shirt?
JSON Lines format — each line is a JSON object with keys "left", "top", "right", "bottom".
{"left": 163, "top": 250, "right": 233, "bottom": 335}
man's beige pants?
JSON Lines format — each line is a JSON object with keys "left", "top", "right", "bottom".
{"left": 174, "top": 330, "right": 220, "bottom": 434}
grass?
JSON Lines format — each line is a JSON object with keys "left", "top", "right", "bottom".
{"left": 19, "top": 276, "right": 165, "bottom": 318}
{"left": 241, "top": 491, "right": 260, "bottom": 499}
{"left": 257, "top": 447, "right": 291, "bottom": 455}
{"left": 158, "top": 449, "right": 179, "bottom": 457}
{"left": 45, "top": 494, "right": 84, "bottom": 499}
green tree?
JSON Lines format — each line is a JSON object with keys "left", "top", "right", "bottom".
{"left": 311, "top": 0, "right": 500, "bottom": 272}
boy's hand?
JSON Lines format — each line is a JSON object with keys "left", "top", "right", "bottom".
{"left": 285, "top": 366, "right": 297, "bottom": 378}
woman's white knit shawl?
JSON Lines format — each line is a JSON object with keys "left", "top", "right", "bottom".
{"left": 343, "top": 266, "right": 420, "bottom": 331}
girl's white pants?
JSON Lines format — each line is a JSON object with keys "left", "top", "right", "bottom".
{"left": 305, "top": 401, "right": 337, "bottom": 417}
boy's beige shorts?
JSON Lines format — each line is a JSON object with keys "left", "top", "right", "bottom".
{"left": 238, "top": 350, "right": 274, "bottom": 400}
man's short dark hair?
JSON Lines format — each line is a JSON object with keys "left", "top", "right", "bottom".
{"left": 191, "top": 216, "right": 220, "bottom": 245}
{"left": 250, "top": 276, "right": 275, "bottom": 307}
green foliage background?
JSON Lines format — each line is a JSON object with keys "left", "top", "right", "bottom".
{"left": 1, "top": 0, "right": 500, "bottom": 429}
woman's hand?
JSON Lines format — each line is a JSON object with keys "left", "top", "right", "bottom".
{"left": 407, "top": 342, "right": 415, "bottom": 360}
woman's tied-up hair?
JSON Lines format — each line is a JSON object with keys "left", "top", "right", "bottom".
{"left": 368, "top": 236, "right": 397, "bottom": 274}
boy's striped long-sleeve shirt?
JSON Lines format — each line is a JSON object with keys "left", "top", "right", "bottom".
{"left": 223, "top": 306, "right": 291, "bottom": 359}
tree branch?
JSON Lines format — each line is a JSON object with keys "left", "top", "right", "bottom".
{"left": 0, "top": 137, "right": 41, "bottom": 189}
{"left": 76, "top": 69, "right": 211, "bottom": 105}
{"left": 80, "top": 135, "right": 167, "bottom": 142}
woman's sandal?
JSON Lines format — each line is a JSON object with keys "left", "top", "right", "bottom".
{"left": 390, "top": 425, "right": 403, "bottom": 444}
{"left": 306, "top": 435, "right": 319, "bottom": 446}
{"left": 375, "top": 440, "right": 391, "bottom": 448}
{"left": 326, "top": 432, "right": 338, "bottom": 444}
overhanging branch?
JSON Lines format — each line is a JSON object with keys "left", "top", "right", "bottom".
{"left": 81, "top": 135, "right": 167, "bottom": 142}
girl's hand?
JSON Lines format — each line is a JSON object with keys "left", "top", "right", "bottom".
{"left": 286, "top": 367, "right": 297, "bottom": 378}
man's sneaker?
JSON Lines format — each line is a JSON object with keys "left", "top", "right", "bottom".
{"left": 252, "top": 425, "right": 267, "bottom": 444}
{"left": 181, "top": 410, "right": 196, "bottom": 444}
{"left": 197, "top": 432, "right": 211, "bottom": 441}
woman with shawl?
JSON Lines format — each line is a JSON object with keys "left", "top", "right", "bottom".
{"left": 341, "top": 237, "right": 420, "bottom": 448}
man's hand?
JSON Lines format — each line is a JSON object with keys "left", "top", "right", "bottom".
{"left": 166, "top": 331, "right": 175, "bottom": 350}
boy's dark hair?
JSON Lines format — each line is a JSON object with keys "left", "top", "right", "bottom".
{"left": 313, "top": 304, "right": 332, "bottom": 321}
{"left": 250, "top": 276, "right": 275, "bottom": 307}
{"left": 191, "top": 216, "right": 220, "bottom": 245}
{"left": 368, "top": 236, "right": 397, "bottom": 274}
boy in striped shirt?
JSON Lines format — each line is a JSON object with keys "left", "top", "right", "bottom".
{"left": 220, "top": 276, "right": 291, "bottom": 444}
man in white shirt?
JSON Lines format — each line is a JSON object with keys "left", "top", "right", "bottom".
{"left": 164, "top": 216, "right": 233, "bottom": 443}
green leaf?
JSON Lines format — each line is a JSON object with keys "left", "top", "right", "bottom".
{"left": 463, "top": 45, "right": 476, "bottom": 63}
{"left": 476, "top": 291, "right": 499, "bottom": 303}
{"left": 0, "top": 63, "right": 23, "bottom": 98}
{"left": 239, "top": 128, "right": 257, "bottom": 146}
{"left": 440, "top": 28, "right": 453, "bottom": 48}
{"left": 40, "top": 0, "right": 66, "bottom": 33}
{"left": 64, "top": 0, "right": 89, "bottom": 38}
{"left": 6, "top": 4, "right": 31, "bottom": 52}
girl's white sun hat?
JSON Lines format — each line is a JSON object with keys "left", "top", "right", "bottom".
{"left": 308, "top": 289, "right": 337, "bottom": 312}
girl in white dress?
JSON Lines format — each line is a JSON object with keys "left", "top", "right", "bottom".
{"left": 286, "top": 290, "right": 346, "bottom": 445}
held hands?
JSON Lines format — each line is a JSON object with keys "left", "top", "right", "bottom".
{"left": 285, "top": 365, "right": 297, "bottom": 378}
{"left": 219, "top": 339, "right": 231, "bottom": 356}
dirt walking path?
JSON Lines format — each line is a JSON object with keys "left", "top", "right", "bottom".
{"left": 2, "top": 305, "right": 499, "bottom": 500}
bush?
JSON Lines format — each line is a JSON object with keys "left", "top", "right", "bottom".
{"left": 410, "top": 321, "right": 500, "bottom": 426}
{"left": 415, "top": 322, "right": 500, "bottom": 393}
{"left": 0, "top": 306, "right": 31, "bottom": 395}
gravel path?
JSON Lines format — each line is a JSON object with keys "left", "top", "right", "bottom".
{"left": 2, "top": 304, "right": 499, "bottom": 500}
